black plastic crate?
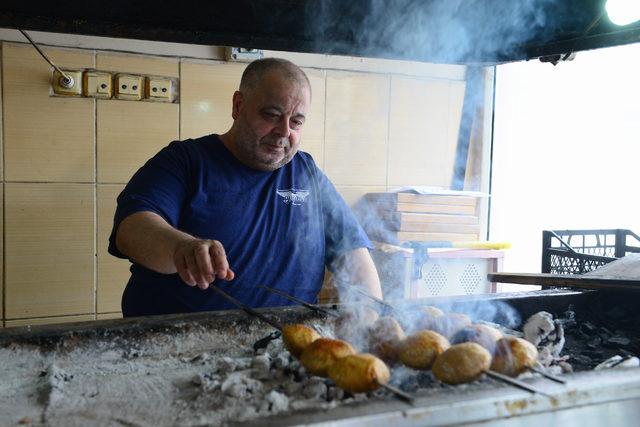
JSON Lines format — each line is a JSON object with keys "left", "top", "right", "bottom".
{"left": 542, "top": 229, "right": 640, "bottom": 275}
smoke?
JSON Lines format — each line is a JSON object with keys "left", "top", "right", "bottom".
{"left": 306, "top": 0, "right": 570, "bottom": 64}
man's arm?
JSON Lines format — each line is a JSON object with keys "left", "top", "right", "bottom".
{"left": 331, "top": 247, "right": 383, "bottom": 299}
{"left": 116, "top": 211, "right": 234, "bottom": 289}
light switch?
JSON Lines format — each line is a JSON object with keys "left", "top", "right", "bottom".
{"left": 51, "top": 70, "right": 83, "bottom": 96}
{"left": 145, "top": 77, "right": 173, "bottom": 102}
{"left": 83, "top": 71, "right": 112, "bottom": 98}
{"left": 114, "top": 74, "right": 143, "bottom": 100}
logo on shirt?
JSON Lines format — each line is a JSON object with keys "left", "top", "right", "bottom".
{"left": 276, "top": 189, "right": 310, "bottom": 206}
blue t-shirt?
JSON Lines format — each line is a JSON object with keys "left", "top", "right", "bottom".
{"left": 108, "top": 134, "right": 370, "bottom": 316}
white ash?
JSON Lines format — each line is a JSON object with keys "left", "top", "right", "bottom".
{"left": 192, "top": 372, "right": 221, "bottom": 391}
{"left": 595, "top": 355, "right": 640, "bottom": 370}
{"left": 584, "top": 253, "right": 640, "bottom": 280}
{"left": 252, "top": 354, "right": 272, "bottom": 380}
{"left": 221, "top": 370, "right": 264, "bottom": 398}
{"left": 218, "top": 356, "right": 252, "bottom": 374}
{"left": 259, "top": 390, "right": 290, "bottom": 414}
{"left": 302, "top": 377, "right": 328, "bottom": 399}
{"left": 273, "top": 351, "right": 291, "bottom": 370}
{"left": 523, "top": 311, "right": 565, "bottom": 362}
{"left": 284, "top": 380, "right": 303, "bottom": 395}
{"left": 182, "top": 351, "right": 212, "bottom": 364}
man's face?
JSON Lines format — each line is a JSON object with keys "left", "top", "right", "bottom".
{"left": 231, "top": 71, "right": 311, "bottom": 171}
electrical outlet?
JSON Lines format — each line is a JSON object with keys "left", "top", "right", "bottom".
{"left": 145, "top": 77, "right": 173, "bottom": 102}
{"left": 51, "top": 70, "right": 83, "bottom": 96}
{"left": 114, "top": 74, "right": 143, "bottom": 100}
{"left": 83, "top": 71, "right": 112, "bottom": 98}
{"left": 225, "top": 47, "right": 264, "bottom": 62}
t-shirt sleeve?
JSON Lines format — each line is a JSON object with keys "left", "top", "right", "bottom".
{"left": 108, "top": 141, "right": 192, "bottom": 259}
{"left": 317, "top": 169, "right": 372, "bottom": 268}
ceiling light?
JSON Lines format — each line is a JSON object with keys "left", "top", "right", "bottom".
{"left": 606, "top": 0, "right": 640, "bottom": 26}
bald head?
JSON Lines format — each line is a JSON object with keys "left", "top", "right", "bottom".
{"left": 239, "top": 58, "right": 311, "bottom": 100}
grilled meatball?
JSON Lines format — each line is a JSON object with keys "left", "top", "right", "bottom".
{"left": 334, "top": 306, "right": 379, "bottom": 345}
{"left": 415, "top": 306, "right": 445, "bottom": 331}
{"left": 282, "top": 324, "right": 322, "bottom": 358}
{"left": 328, "top": 353, "right": 391, "bottom": 393}
{"left": 451, "top": 324, "right": 503, "bottom": 354}
{"left": 431, "top": 312, "right": 472, "bottom": 339}
{"left": 432, "top": 342, "right": 492, "bottom": 385}
{"left": 491, "top": 336, "right": 539, "bottom": 376}
{"left": 300, "top": 338, "right": 356, "bottom": 377}
{"left": 398, "top": 330, "right": 450, "bottom": 370}
{"left": 368, "top": 316, "right": 406, "bottom": 364}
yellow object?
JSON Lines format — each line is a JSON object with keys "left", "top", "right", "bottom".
{"left": 451, "top": 241, "right": 512, "bottom": 250}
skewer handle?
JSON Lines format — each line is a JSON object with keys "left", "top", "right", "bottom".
{"left": 485, "top": 370, "right": 553, "bottom": 398}
{"left": 376, "top": 381, "right": 414, "bottom": 404}
{"left": 210, "top": 285, "right": 283, "bottom": 331}
{"left": 527, "top": 366, "right": 567, "bottom": 384}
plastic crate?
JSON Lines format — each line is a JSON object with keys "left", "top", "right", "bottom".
{"left": 541, "top": 229, "right": 640, "bottom": 275}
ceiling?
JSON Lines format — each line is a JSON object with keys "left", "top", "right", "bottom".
{"left": 1, "top": 0, "right": 639, "bottom": 64}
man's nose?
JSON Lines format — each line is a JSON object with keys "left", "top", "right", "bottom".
{"left": 274, "top": 117, "right": 291, "bottom": 138}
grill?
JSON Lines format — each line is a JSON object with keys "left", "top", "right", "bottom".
{"left": 2, "top": 289, "right": 640, "bottom": 426}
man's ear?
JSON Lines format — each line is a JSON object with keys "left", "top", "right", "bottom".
{"left": 231, "top": 91, "right": 243, "bottom": 120}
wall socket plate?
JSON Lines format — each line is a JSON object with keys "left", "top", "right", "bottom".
{"left": 145, "top": 77, "right": 173, "bottom": 102}
{"left": 225, "top": 47, "right": 264, "bottom": 62}
{"left": 114, "top": 74, "right": 143, "bottom": 100}
{"left": 51, "top": 70, "right": 83, "bottom": 96}
{"left": 83, "top": 71, "right": 112, "bottom": 98}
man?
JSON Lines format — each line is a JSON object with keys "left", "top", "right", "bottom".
{"left": 109, "top": 58, "right": 382, "bottom": 317}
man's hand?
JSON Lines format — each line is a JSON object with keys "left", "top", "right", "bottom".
{"left": 173, "top": 238, "right": 235, "bottom": 289}
{"left": 116, "top": 211, "right": 235, "bottom": 289}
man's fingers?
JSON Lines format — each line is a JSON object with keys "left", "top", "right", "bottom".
{"left": 175, "top": 253, "right": 196, "bottom": 287}
{"left": 184, "top": 252, "right": 201, "bottom": 286}
{"left": 209, "top": 242, "right": 232, "bottom": 279}
{"left": 175, "top": 239, "right": 233, "bottom": 288}
{"left": 194, "top": 244, "right": 215, "bottom": 283}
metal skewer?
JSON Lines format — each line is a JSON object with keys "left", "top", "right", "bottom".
{"left": 348, "top": 285, "right": 398, "bottom": 314}
{"left": 259, "top": 285, "right": 339, "bottom": 318}
{"left": 210, "top": 285, "right": 284, "bottom": 331}
{"left": 527, "top": 366, "right": 567, "bottom": 384}
{"left": 376, "top": 381, "right": 414, "bottom": 405}
{"left": 485, "top": 370, "right": 553, "bottom": 398}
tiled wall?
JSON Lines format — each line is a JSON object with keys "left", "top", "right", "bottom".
{"left": 0, "top": 41, "right": 472, "bottom": 327}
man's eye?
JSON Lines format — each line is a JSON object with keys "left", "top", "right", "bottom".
{"left": 291, "top": 120, "right": 304, "bottom": 129}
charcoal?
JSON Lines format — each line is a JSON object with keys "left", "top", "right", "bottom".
{"left": 570, "top": 354, "right": 593, "bottom": 366}
{"left": 580, "top": 321, "right": 597, "bottom": 333}
{"left": 599, "top": 326, "right": 614, "bottom": 336}
{"left": 606, "top": 336, "right": 631, "bottom": 347}
{"left": 605, "top": 306, "right": 626, "bottom": 321}
{"left": 587, "top": 337, "right": 602, "bottom": 349}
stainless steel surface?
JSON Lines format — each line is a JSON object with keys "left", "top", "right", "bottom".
{"left": 2, "top": 289, "right": 638, "bottom": 426}
{"left": 249, "top": 369, "right": 640, "bottom": 426}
